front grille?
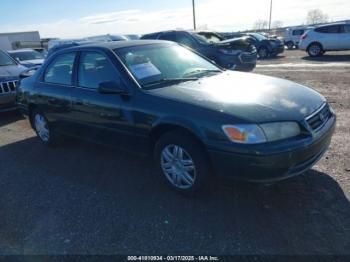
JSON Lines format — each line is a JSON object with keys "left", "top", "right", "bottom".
{"left": 306, "top": 104, "right": 332, "bottom": 131}
{"left": 240, "top": 53, "right": 257, "bottom": 63}
{"left": 0, "top": 80, "right": 18, "bottom": 94}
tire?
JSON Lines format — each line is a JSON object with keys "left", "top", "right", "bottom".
{"left": 258, "top": 47, "right": 269, "bottom": 59}
{"left": 307, "top": 43, "right": 323, "bottom": 57}
{"left": 286, "top": 41, "right": 294, "bottom": 50}
{"left": 154, "top": 130, "right": 212, "bottom": 195}
{"left": 31, "top": 109, "right": 59, "bottom": 146}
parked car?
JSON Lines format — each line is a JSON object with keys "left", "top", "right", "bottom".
{"left": 17, "top": 41, "right": 336, "bottom": 194}
{"left": 48, "top": 38, "right": 88, "bottom": 50}
{"left": 283, "top": 27, "right": 309, "bottom": 49}
{"left": 0, "top": 49, "right": 27, "bottom": 112}
{"left": 221, "top": 32, "right": 285, "bottom": 59}
{"left": 141, "top": 30, "right": 257, "bottom": 71}
{"left": 33, "top": 48, "right": 48, "bottom": 57}
{"left": 246, "top": 33, "right": 285, "bottom": 59}
{"left": 8, "top": 49, "right": 45, "bottom": 68}
{"left": 124, "top": 34, "right": 141, "bottom": 40}
{"left": 299, "top": 23, "right": 350, "bottom": 57}
{"left": 85, "top": 34, "right": 128, "bottom": 42}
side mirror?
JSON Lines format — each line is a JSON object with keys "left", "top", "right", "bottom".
{"left": 98, "top": 81, "right": 128, "bottom": 95}
{"left": 19, "top": 66, "right": 40, "bottom": 80}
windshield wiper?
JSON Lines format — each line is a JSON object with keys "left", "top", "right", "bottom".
{"left": 143, "top": 77, "right": 198, "bottom": 88}
{"left": 183, "top": 69, "right": 222, "bottom": 77}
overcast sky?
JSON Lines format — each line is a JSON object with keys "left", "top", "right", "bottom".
{"left": 0, "top": 0, "right": 349, "bottom": 38}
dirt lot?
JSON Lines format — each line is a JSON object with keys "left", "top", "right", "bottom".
{"left": 0, "top": 50, "right": 349, "bottom": 255}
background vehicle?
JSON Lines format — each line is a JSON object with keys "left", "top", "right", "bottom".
{"left": 124, "top": 34, "right": 141, "bottom": 40}
{"left": 46, "top": 41, "right": 98, "bottom": 58}
{"left": 246, "top": 33, "right": 284, "bottom": 59}
{"left": 8, "top": 49, "right": 45, "bottom": 68}
{"left": 141, "top": 30, "right": 257, "bottom": 71}
{"left": 283, "top": 27, "right": 309, "bottom": 49}
{"left": 299, "top": 23, "right": 350, "bottom": 57}
{"left": 0, "top": 49, "right": 26, "bottom": 112}
{"left": 85, "top": 34, "right": 128, "bottom": 42}
{"left": 17, "top": 41, "right": 335, "bottom": 195}
{"left": 221, "top": 32, "right": 284, "bottom": 59}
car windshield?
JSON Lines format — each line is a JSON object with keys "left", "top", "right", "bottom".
{"left": 10, "top": 50, "right": 45, "bottom": 61}
{"left": 115, "top": 43, "right": 222, "bottom": 89}
{"left": 250, "top": 33, "right": 267, "bottom": 41}
{"left": 0, "top": 50, "right": 16, "bottom": 66}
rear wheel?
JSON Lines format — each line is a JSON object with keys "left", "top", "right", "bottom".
{"left": 286, "top": 41, "right": 294, "bottom": 50}
{"left": 307, "top": 43, "right": 323, "bottom": 57}
{"left": 258, "top": 47, "right": 269, "bottom": 59}
{"left": 31, "top": 110, "right": 59, "bottom": 146}
{"left": 154, "top": 130, "right": 212, "bottom": 195}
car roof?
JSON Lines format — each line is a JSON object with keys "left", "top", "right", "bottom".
{"left": 61, "top": 40, "right": 172, "bottom": 52}
{"left": 316, "top": 22, "right": 347, "bottom": 28}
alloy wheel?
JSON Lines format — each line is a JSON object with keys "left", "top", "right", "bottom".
{"left": 309, "top": 45, "right": 321, "bottom": 56}
{"left": 34, "top": 114, "right": 50, "bottom": 142}
{"left": 161, "top": 145, "right": 196, "bottom": 189}
{"left": 258, "top": 48, "right": 268, "bottom": 59}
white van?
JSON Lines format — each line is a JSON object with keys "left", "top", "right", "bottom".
{"left": 283, "top": 27, "right": 310, "bottom": 49}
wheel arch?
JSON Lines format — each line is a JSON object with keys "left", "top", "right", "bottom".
{"left": 149, "top": 119, "right": 208, "bottom": 152}
{"left": 28, "top": 103, "right": 38, "bottom": 128}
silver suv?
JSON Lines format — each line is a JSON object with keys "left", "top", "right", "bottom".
{"left": 0, "top": 50, "right": 26, "bottom": 112}
{"left": 299, "top": 23, "right": 350, "bottom": 57}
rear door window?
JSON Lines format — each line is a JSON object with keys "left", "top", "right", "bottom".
{"left": 44, "top": 53, "right": 76, "bottom": 85}
{"left": 316, "top": 25, "right": 341, "bottom": 33}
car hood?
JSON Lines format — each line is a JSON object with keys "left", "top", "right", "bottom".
{"left": 216, "top": 36, "right": 253, "bottom": 51}
{"left": 0, "top": 64, "right": 27, "bottom": 80}
{"left": 147, "top": 71, "right": 325, "bottom": 123}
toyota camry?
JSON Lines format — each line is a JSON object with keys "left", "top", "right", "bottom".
{"left": 17, "top": 41, "right": 336, "bottom": 194}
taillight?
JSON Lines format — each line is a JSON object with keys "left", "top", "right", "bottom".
{"left": 301, "top": 33, "right": 308, "bottom": 40}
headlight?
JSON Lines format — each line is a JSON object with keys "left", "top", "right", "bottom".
{"left": 260, "top": 122, "right": 300, "bottom": 142}
{"left": 222, "top": 122, "right": 300, "bottom": 144}
{"left": 222, "top": 124, "right": 266, "bottom": 144}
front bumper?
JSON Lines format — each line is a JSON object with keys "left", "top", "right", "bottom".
{"left": 272, "top": 45, "right": 285, "bottom": 55}
{"left": 0, "top": 93, "right": 17, "bottom": 112}
{"left": 219, "top": 53, "right": 257, "bottom": 72}
{"left": 208, "top": 115, "right": 336, "bottom": 183}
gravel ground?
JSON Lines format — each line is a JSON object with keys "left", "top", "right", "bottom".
{"left": 0, "top": 50, "right": 349, "bottom": 255}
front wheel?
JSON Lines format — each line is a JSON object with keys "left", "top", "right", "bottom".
{"left": 154, "top": 130, "right": 212, "bottom": 195}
